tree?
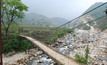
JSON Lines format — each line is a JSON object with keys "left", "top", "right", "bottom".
{"left": 1, "top": 0, "right": 28, "bottom": 40}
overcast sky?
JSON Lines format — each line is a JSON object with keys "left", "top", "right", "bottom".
{"left": 21, "top": 0, "right": 106, "bottom": 20}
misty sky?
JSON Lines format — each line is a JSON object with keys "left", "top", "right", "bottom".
{"left": 21, "top": 0, "right": 106, "bottom": 20}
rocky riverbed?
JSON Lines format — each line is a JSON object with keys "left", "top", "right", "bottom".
{"left": 3, "top": 48, "right": 56, "bottom": 65}
{"left": 51, "top": 29, "right": 107, "bottom": 65}
{"left": 3, "top": 29, "right": 107, "bottom": 65}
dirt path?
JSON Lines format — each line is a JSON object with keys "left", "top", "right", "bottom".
{"left": 21, "top": 35, "right": 83, "bottom": 65}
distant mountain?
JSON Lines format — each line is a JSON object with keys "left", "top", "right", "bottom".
{"left": 23, "top": 13, "right": 49, "bottom": 22}
{"left": 21, "top": 13, "right": 51, "bottom": 27}
{"left": 74, "top": 2, "right": 107, "bottom": 31}
{"left": 20, "top": 13, "right": 68, "bottom": 27}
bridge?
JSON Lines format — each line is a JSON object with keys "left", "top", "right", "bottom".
{"left": 21, "top": 35, "right": 84, "bottom": 65}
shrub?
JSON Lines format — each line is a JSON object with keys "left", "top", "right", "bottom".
{"left": 2, "top": 43, "right": 14, "bottom": 53}
{"left": 72, "top": 34, "right": 76, "bottom": 37}
{"left": 74, "top": 45, "right": 89, "bottom": 64}
{"left": 2, "top": 34, "right": 33, "bottom": 53}
{"left": 75, "top": 54, "right": 87, "bottom": 64}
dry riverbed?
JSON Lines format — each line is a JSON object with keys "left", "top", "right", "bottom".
{"left": 3, "top": 48, "right": 44, "bottom": 65}
{"left": 3, "top": 48, "right": 56, "bottom": 65}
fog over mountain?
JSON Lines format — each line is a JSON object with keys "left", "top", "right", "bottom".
{"left": 20, "top": 2, "right": 107, "bottom": 28}
{"left": 21, "top": 0, "right": 106, "bottom": 20}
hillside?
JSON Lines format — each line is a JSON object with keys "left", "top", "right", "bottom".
{"left": 74, "top": 2, "right": 107, "bottom": 31}
{"left": 84, "top": 2, "right": 106, "bottom": 18}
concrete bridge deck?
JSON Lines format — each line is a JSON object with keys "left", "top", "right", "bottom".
{"left": 21, "top": 35, "right": 84, "bottom": 65}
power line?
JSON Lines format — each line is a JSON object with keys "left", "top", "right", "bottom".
{"left": 56, "top": 2, "right": 107, "bottom": 29}
{"left": 73, "top": 15, "right": 106, "bottom": 29}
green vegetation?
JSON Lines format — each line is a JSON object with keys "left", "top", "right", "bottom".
{"left": 2, "top": 0, "right": 28, "bottom": 40}
{"left": 1, "top": 0, "right": 31, "bottom": 53}
{"left": 85, "top": 45, "right": 89, "bottom": 63}
{"left": 44, "top": 28, "right": 68, "bottom": 44}
{"left": 21, "top": 27, "right": 74, "bottom": 45}
{"left": 72, "top": 34, "right": 76, "bottom": 37}
{"left": 75, "top": 54, "right": 87, "bottom": 64}
{"left": 75, "top": 45, "right": 89, "bottom": 64}
{"left": 2, "top": 34, "right": 33, "bottom": 53}
{"left": 43, "top": 28, "right": 73, "bottom": 44}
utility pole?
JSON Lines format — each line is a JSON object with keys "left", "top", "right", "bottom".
{"left": 0, "top": 0, "right": 3, "bottom": 65}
